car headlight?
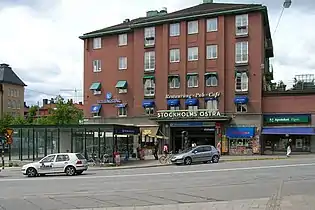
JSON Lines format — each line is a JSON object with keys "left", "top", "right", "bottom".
{"left": 175, "top": 155, "right": 183, "bottom": 159}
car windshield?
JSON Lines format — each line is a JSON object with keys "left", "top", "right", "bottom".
{"left": 181, "top": 148, "right": 193, "bottom": 153}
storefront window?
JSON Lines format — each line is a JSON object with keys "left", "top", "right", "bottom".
{"left": 229, "top": 138, "right": 253, "bottom": 155}
{"left": 263, "top": 135, "right": 311, "bottom": 153}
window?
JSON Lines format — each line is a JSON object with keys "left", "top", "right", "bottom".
{"left": 10, "top": 89, "right": 14, "bottom": 96}
{"left": 169, "top": 106, "right": 180, "bottom": 110}
{"left": 170, "top": 49, "right": 180, "bottom": 63}
{"left": 41, "top": 155, "right": 56, "bottom": 163}
{"left": 93, "top": 90, "right": 101, "bottom": 95}
{"left": 93, "top": 37, "right": 102, "bottom": 49}
{"left": 93, "top": 60, "right": 101, "bottom": 72}
{"left": 118, "top": 57, "right": 127, "bottom": 70}
{"left": 144, "top": 79, "right": 155, "bottom": 96}
{"left": 235, "top": 14, "right": 248, "bottom": 36}
{"left": 187, "top": 74, "right": 198, "bottom": 88}
{"left": 205, "top": 74, "right": 218, "bottom": 87}
{"left": 118, "top": 88, "right": 127, "bottom": 94}
{"left": 145, "top": 107, "right": 154, "bottom": 115}
{"left": 118, "top": 34, "right": 128, "bottom": 46}
{"left": 206, "top": 45, "right": 218, "bottom": 59}
{"left": 206, "top": 100, "right": 218, "bottom": 111}
{"left": 13, "top": 89, "right": 17, "bottom": 97}
{"left": 11, "top": 100, "right": 16, "bottom": 109}
{"left": 236, "top": 104, "right": 247, "bottom": 113}
{"left": 56, "top": 155, "right": 70, "bottom": 162}
{"left": 8, "top": 100, "right": 11, "bottom": 108}
{"left": 144, "top": 27, "right": 155, "bottom": 46}
{"left": 17, "top": 100, "right": 21, "bottom": 109}
{"left": 118, "top": 107, "right": 127, "bottom": 117}
{"left": 207, "top": 18, "right": 218, "bottom": 32}
{"left": 235, "top": 41, "right": 248, "bottom": 63}
{"left": 7, "top": 88, "right": 10, "bottom": 97}
{"left": 187, "top": 20, "right": 198, "bottom": 34}
{"left": 170, "top": 23, "right": 180, "bottom": 36}
{"left": 188, "top": 47, "right": 198, "bottom": 61}
{"left": 169, "top": 76, "right": 180, "bottom": 89}
{"left": 188, "top": 105, "right": 198, "bottom": 111}
{"left": 144, "top": 51, "right": 155, "bottom": 71}
{"left": 17, "top": 90, "right": 20, "bottom": 97}
{"left": 235, "top": 72, "right": 248, "bottom": 92}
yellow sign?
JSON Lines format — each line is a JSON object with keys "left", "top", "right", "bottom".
{"left": 142, "top": 130, "right": 152, "bottom": 135}
{"left": 6, "top": 129, "right": 13, "bottom": 136}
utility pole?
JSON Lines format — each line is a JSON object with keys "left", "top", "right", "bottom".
{"left": 60, "top": 88, "right": 82, "bottom": 103}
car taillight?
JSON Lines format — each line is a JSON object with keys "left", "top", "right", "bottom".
{"left": 76, "top": 160, "right": 82, "bottom": 164}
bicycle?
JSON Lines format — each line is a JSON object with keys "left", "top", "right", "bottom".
{"left": 159, "top": 151, "right": 173, "bottom": 164}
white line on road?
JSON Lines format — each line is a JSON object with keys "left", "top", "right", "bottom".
{"left": 1, "top": 162, "right": 315, "bottom": 182}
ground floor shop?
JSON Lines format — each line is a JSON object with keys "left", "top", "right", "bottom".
{"left": 9, "top": 124, "right": 140, "bottom": 162}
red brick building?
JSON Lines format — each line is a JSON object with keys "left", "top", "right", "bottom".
{"left": 80, "top": 1, "right": 275, "bottom": 155}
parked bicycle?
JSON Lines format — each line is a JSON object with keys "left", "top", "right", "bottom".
{"left": 159, "top": 151, "right": 173, "bottom": 164}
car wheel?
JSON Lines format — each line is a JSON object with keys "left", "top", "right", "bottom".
{"left": 26, "top": 167, "right": 37, "bottom": 177}
{"left": 65, "top": 166, "right": 76, "bottom": 176}
{"left": 76, "top": 171, "right": 83, "bottom": 175}
{"left": 212, "top": 155, "right": 219, "bottom": 163}
{"left": 184, "top": 157, "right": 192, "bottom": 165}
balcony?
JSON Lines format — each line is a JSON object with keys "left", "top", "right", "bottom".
{"left": 264, "top": 74, "right": 315, "bottom": 96}
{"left": 265, "top": 38, "right": 274, "bottom": 58}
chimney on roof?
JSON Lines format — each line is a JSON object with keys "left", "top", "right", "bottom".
{"left": 159, "top": 7, "right": 167, "bottom": 15}
{"left": 146, "top": 10, "right": 159, "bottom": 17}
{"left": 123, "top": 18, "right": 130, "bottom": 23}
{"left": 202, "top": 0, "right": 214, "bottom": 3}
{"left": 43, "top": 99, "right": 48, "bottom": 105}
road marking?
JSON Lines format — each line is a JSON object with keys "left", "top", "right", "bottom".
{"left": 1, "top": 162, "right": 315, "bottom": 182}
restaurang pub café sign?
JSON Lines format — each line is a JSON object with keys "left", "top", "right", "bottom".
{"left": 157, "top": 110, "right": 221, "bottom": 119}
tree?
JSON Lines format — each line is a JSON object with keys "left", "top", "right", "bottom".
{"left": 0, "top": 114, "right": 13, "bottom": 135}
{"left": 11, "top": 115, "right": 27, "bottom": 125}
{"left": 26, "top": 105, "right": 39, "bottom": 124}
{"left": 48, "top": 97, "right": 83, "bottom": 125}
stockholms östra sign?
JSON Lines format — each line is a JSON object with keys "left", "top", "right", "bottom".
{"left": 264, "top": 114, "right": 311, "bottom": 124}
{"left": 157, "top": 109, "right": 221, "bottom": 119}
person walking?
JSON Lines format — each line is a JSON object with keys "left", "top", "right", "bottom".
{"left": 217, "top": 141, "right": 221, "bottom": 155}
{"left": 153, "top": 141, "right": 159, "bottom": 160}
{"left": 286, "top": 139, "right": 292, "bottom": 157}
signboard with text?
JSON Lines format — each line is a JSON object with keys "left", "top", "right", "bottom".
{"left": 264, "top": 114, "right": 310, "bottom": 124}
{"left": 165, "top": 92, "right": 221, "bottom": 99}
{"left": 157, "top": 109, "right": 221, "bottom": 119}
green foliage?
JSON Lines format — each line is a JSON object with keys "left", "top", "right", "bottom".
{"left": 0, "top": 114, "right": 13, "bottom": 134}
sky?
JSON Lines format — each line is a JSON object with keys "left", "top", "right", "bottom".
{"left": 0, "top": 0, "right": 314, "bottom": 106}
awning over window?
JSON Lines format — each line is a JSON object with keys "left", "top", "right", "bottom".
{"left": 140, "top": 126, "right": 159, "bottom": 137}
{"left": 167, "top": 99, "right": 180, "bottom": 106}
{"left": 90, "top": 104, "right": 101, "bottom": 113}
{"left": 205, "top": 72, "right": 217, "bottom": 76}
{"left": 115, "top": 80, "right": 127, "bottom": 88}
{"left": 115, "top": 103, "right": 127, "bottom": 108}
{"left": 205, "top": 97, "right": 217, "bottom": 102}
{"left": 185, "top": 98, "right": 198, "bottom": 106}
{"left": 143, "top": 75, "right": 155, "bottom": 79}
{"left": 142, "top": 100, "right": 155, "bottom": 108}
{"left": 262, "top": 127, "right": 315, "bottom": 135}
{"left": 234, "top": 96, "right": 248, "bottom": 104}
{"left": 89, "top": 82, "right": 101, "bottom": 90}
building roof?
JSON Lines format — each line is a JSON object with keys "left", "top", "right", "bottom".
{"left": 0, "top": 64, "right": 26, "bottom": 86}
{"left": 80, "top": 2, "right": 270, "bottom": 39}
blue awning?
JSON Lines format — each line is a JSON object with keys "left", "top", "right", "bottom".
{"left": 205, "top": 97, "right": 217, "bottom": 102}
{"left": 185, "top": 98, "right": 198, "bottom": 106}
{"left": 90, "top": 104, "right": 101, "bottom": 113}
{"left": 226, "top": 127, "right": 255, "bottom": 138}
{"left": 142, "top": 100, "right": 155, "bottom": 108}
{"left": 167, "top": 99, "right": 180, "bottom": 106}
{"left": 115, "top": 103, "right": 127, "bottom": 108}
{"left": 262, "top": 127, "right": 315, "bottom": 135}
{"left": 234, "top": 96, "right": 248, "bottom": 104}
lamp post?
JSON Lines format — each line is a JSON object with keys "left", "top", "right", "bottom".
{"left": 283, "top": 0, "right": 292, "bottom": 8}
{"left": 273, "top": 0, "right": 292, "bottom": 36}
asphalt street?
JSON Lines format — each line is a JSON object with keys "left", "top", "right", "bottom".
{"left": 1, "top": 158, "right": 315, "bottom": 209}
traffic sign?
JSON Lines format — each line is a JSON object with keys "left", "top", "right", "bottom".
{"left": 6, "top": 129, "right": 13, "bottom": 136}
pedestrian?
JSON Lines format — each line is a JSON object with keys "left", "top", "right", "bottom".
{"left": 286, "top": 139, "right": 292, "bottom": 157}
{"left": 163, "top": 143, "right": 169, "bottom": 156}
{"left": 192, "top": 142, "right": 197, "bottom": 148}
{"left": 153, "top": 141, "right": 159, "bottom": 160}
{"left": 216, "top": 141, "right": 221, "bottom": 155}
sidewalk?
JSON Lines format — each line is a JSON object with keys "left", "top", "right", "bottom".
{"left": 3, "top": 154, "right": 315, "bottom": 171}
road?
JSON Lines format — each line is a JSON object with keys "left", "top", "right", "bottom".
{"left": 1, "top": 158, "right": 315, "bottom": 210}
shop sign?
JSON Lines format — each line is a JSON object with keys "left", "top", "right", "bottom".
{"left": 264, "top": 114, "right": 310, "bottom": 124}
{"left": 165, "top": 92, "right": 220, "bottom": 99}
{"left": 157, "top": 109, "right": 221, "bottom": 119}
{"left": 97, "top": 92, "right": 121, "bottom": 104}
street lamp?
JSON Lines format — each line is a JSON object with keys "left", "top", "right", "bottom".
{"left": 273, "top": 0, "right": 292, "bottom": 36}
{"left": 283, "top": 0, "right": 292, "bottom": 8}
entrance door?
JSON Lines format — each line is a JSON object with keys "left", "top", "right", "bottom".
{"left": 38, "top": 154, "right": 56, "bottom": 174}
{"left": 54, "top": 154, "right": 70, "bottom": 173}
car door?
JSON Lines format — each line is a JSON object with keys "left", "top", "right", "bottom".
{"left": 202, "top": 146, "right": 212, "bottom": 161}
{"left": 38, "top": 155, "right": 56, "bottom": 174}
{"left": 54, "top": 154, "right": 70, "bottom": 173}
{"left": 191, "top": 147, "right": 204, "bottom": 162}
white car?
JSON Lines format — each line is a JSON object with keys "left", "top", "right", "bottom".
{"left": 21, "top": 153, "right": 88, "bottom": 177}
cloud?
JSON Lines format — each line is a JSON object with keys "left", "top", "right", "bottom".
{"left": 0, "top": 0, "right": 313, "bottom": 105}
